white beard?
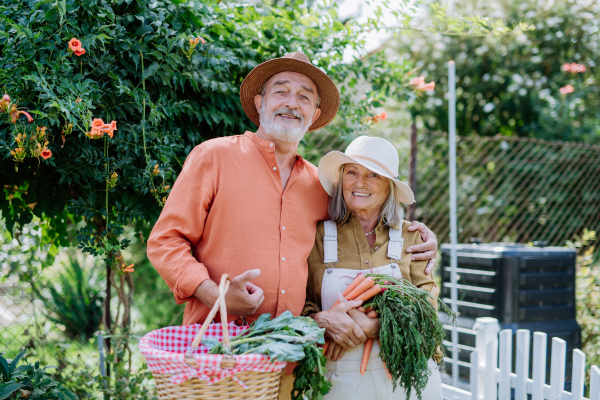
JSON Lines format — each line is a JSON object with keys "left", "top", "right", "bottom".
{"left": 258, "top": 101, "right": 314, "bottom": 143}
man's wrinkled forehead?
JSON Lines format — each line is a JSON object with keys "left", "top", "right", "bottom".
{"left": 265, "top": 71, "right": 318, "bottom": 95}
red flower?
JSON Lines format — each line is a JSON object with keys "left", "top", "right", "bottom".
{"left": 91, "top": 118, "right": 105, "bottom": 129}
{"left": 100, "top": 121, "right": 117, "bottom": 138}
{"left": 409, "top": 76, "right": 425, "bottom": 86}
{"left": 563, "top": 63, "right": 586, "bottom": 73}
{"left": 85, "top": 129, "right": 104, "bottom": 139}
{"left": 559, "top": 85, "right": 574, "bottom": 95}
{"left": 570, "top": 63, "right": 585, "bottom": 73}
{"left": 379, "top": 111, "right": 387, "bottom": 121}
{"left": 121, "top": 263, "right": 135, "bottom": 273}
{"left": 68, "top": 38, "right": 82, "bottom": 52}
{"left": 41, "top": 148, "right": 52, "bottom": 160}
{"left": 74, "top": 48, "right": 86, "bottom": 56}
{"left": 3, "top": 94, "right": 9, "bottom": 102}
{"left": 417, "top": 82, "right": 435, "bottom": 91}
{"left": 15, "top": 110, "right": 34, "bottom": 123}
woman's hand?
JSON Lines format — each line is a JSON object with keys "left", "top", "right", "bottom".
{"left": 327, "top": 342, "right": 346, "bottom": 361}
{"left": 312, "top": 294, "right": 367, "bottom": 355}
{"left": 325, "top": 299, "right": 380, "bottom": 361}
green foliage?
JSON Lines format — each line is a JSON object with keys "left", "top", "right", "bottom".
{"left": 0, "top": 351, "right": 75, "bottom": 400}
{"left": 206, "top": 311, "right": 330, "bottom": 400}
{"left": 391, "top": 0, "right": 600, "bottom": 143}
{"left": 31, "top": 257, "right": 103, "bottom": 342}
{"left": 569, "top": 229, "right": 600, "bottom": 387}
{"left": 0, "top": 0, "right": 418, "bottom": 261}
{"left": 363, "top": 274, "right": 454, "bottom": 400}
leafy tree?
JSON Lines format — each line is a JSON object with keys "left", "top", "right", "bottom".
{"left": 389, "top": 0, "right": 600, "bottom": 143}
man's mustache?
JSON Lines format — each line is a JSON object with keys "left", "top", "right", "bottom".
{"left": 274, "top": 108, "right": 303, "bottom": 122}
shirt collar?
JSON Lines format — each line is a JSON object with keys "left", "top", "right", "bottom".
{"left": 244, "top": 131, "right": 304, "bottom": 162}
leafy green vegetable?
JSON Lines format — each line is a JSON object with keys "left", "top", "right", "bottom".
{"left": 205, "top": 311, "right": 331, "bottom": 400}
{"left": 364, "top": 274, "right": 455, "bottom": 400}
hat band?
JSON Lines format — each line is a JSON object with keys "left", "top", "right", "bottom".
{"left": 349, "top": 155, "right": 397, "bottom": 178}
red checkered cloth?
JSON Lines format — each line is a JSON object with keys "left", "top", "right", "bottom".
{"left": 139, "top": 322, "right": 287, "bottom": 388}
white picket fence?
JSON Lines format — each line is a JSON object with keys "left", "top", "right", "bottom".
{"left": 442, "top": 318, "right": 600, "bottom": 400}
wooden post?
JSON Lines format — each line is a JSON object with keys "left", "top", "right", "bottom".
{"left": 408, "top": 122, "right": 418, "bottom": 220}
{"left": 484, "top": 340, "right": 498, "bottom": 400}
{"left": 590, "top": 365, "right": 600, "bottom": 400}
{"left": 498, "top": 329, "right": 512, "bottom": 400}
{"left": 474, "top": 317, "right": 500, "bottom": 400}
{"left": 549, "top": 337, "right": 567, "bottom": 400}
{"left": 532, "top": 332, "right": 547, "bottom": 400}
{"left": 571, "top": 349, "right": 586, "bottom": 400}
{"left": 470, "top": 351, "right": 479, "bottom": 400}
{"left": 515, "top": 329, "right": 531, "bottom": 400}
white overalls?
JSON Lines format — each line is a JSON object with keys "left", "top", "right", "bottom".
{"left": 320, "top": 220, "right": 442, "bottom": 400}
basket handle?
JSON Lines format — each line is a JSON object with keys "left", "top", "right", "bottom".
{"left": 191, "top": 274, "right": 231, "bottom": 350}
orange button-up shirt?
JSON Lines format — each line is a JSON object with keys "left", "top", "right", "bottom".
{"left": 147, "top": 131, "right": 329, "bottom": 326}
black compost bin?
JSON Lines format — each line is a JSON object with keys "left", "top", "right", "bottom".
{"left": 438, "top": 242, "right": 581, "bottom": 388}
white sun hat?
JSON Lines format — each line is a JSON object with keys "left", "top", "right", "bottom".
{"left": 318, "top": 135, "right": 415, "bottom": 204}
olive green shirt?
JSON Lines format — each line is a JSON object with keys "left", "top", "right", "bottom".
{"left": 303, "top": 212, "right": 440, "bottom": 315}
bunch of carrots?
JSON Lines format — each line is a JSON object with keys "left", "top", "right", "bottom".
{"left": 323, "top": 272, "right": 455, "bottom": 399}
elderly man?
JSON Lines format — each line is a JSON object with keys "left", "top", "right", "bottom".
{"left": 146, "top": 52, "right": 437, "bottom": 399}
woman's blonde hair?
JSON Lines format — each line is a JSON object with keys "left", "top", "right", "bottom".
{"left": 328, "top": 165, "right": 404, "bottom": 228}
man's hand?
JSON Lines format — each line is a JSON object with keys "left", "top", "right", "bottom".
{"left": 312, "top": 294, "right": 367, "bottom": 360}
{"left": 194, "top": 269, "right": 265, "bottom": 318}
{"left": 348, "top": 309, "right": 380, "bottom": 339}
{"left": 406, "top": 221, "right": 438, "bottom": 275}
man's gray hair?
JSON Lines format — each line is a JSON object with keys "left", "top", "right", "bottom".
{"left": 328, "top": 165, "right": 404, "bottom": 228}
{"left": 260, "top": 79, "right": 321, "bottom": 108}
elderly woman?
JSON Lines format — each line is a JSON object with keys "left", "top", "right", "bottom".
{"left": 303, "top": 136, "right": 442, "bottom": 400}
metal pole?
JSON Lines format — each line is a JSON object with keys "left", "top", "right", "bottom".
{"left": 104, "top": 264, "right": 111, "bottom": 400}
{"left": 98, "top": 333, "right": 108, "bottom": 400}
{"left": 448, "top": 60, "right": 459, "bottom": 386}
{"left": 408, "top": 122, "right": 418, "bottom": 220}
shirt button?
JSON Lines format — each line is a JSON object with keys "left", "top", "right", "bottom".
{"left": 364, "top": 260, "right": 369, "bottom": 264}
{"left": 282, "top": 226, "right": 286, "bottom": 230}
{"left": 375, "top": 246, "right": 380, "bottom": 250}
{"left": 270, "top": 143, "right": 273, "bottom": 147}
{"left": 281, "top": 290, "right": 286, "bottom": 294}
{"left": 282, "top": 195, "right": 285, "bottom": 199}
{"left": 273, "top": 167, "right": 277, "bottom": 171}
{"left": 282, "top": 257, "right": 286, "bottom": 261}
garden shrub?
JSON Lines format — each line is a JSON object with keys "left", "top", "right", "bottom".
{"left": 31, "top": 257, "right": 103, "bottom": 342}
{"left": 0, "top": 351, "right": 75, "bottom": 400}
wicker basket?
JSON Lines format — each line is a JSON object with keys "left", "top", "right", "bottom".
{"left": 140, "top": 274, "right": 286, "bottom": 400}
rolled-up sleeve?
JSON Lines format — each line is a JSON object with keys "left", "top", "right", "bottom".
{"left": 147, "top": 146, "right": 214, "bottom": 304}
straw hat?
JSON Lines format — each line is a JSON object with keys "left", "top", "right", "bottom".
{"left": 240, "top": 52, "right": 340, "bottom": 132}
{"left": 318, "top": 136, "right": 415, "bottom": 204}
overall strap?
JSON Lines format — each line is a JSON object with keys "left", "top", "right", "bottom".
{"left": 387, "top": 227, "right": 405, "bottom": 261}
{"left": 323, "top": 220, "right": 339, "bottom": 264}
